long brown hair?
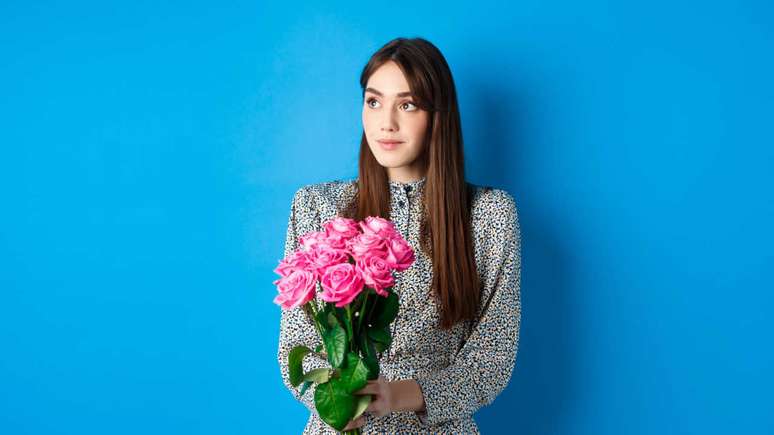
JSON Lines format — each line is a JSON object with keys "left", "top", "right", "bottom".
{"left": 342, "top": 37, "right": 480, "bottom": 330}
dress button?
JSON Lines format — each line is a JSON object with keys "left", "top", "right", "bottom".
{"left": 398, "top": 200, "right": 405, "bottom": 207}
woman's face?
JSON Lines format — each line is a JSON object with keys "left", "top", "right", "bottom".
{"left": 362, "top": 60, "right": 429, "bottom": 182}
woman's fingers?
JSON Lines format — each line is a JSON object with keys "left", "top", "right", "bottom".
{"left": 354, "top": 384, "right": 374, "bottom": 395}
{"left": 355, "top": 379, "right": 383, "bottom": 395}
{"left": 356, "top": 377, "right": 387, "bottom": 395}
{"left": 342, "top": 415, "right": 365, "bottom": 430}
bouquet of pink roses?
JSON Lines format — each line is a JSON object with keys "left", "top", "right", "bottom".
{"left": 273, "top": 216, "right": 415, "bottom": 434}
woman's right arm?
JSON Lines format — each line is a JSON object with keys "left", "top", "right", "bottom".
{"left": 276, "top": 186, "right": 330, "bottom": 415}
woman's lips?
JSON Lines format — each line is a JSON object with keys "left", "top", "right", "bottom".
{"left": 378, "top": 140, "right": 403, "bottom": 150}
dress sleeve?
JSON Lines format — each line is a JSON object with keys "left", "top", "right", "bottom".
{"left": 413, "top": 189, "right": 522, "bottom": 427}
{"left": 276, "top": 186, "right": 331, "bottom": 415}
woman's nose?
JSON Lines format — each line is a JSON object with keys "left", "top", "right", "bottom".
{"left": 380, "top": 109, "right": 398, "bottom": 131}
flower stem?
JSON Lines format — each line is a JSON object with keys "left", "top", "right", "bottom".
{"left": 305, "top": 301, "right": 324, "bottom": 338}
{"left": 357, "top": 291, "right": 370, "bottom": 335}
{"left": 365, "top": 291, "right": 378, "bottom": 328}
{"left": 344, "top": 305, "right": 354, "bottom": 352}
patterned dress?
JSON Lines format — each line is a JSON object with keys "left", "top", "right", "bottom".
{"left": 276, "top": 175, "right": 522, "bottom": 434}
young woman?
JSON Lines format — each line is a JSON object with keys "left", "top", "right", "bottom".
{"left": 277, "top": 37, "right": 522, "bottom": 434}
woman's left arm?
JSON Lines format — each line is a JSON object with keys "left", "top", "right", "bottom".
{"left": 411, "top": 190, "right": 522, "bottom": 427}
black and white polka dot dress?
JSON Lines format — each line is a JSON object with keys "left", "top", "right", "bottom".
{"left": 277, "top": 176, "right": 521, "bottom": 434}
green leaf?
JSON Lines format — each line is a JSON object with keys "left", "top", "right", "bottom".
{"left": 327, "top": 311, "right": 340, "bottom": 330}
{"left": 314, "top": 377, "right": 356, "bottom": 431}
{"left": 341, "top": 308, "right": 353, "bottom": 342}
{"left": 303, "top": 367, "right": 332, "bottom": 384}
{"left": 369, "top": 290, "right": 399, "bottom": 329}
{"left": 288, "top": 345, "right": 312, "bottom": 387}
{"left": 323, "top": 302, "right": 335, "bottom": 318}
{"left": 314, "top": 344, "right": 323, "bottom": 353}
{"left": 314, "top": 303, "right": 337, "bottom": 332}
{"left": 358, "top": 332, "right": 380, "bottom": 380}
{"left": 352, "top": 394, "right": 372, "bottom": 420}
{"left": 315, "top": 309, "right": 329, "bottom": 333}
{"left": 339, "top": 352, "right": 369, "bottom": 394}
{"left": 367, "top": 326, "right": 392, "bottom": 345}
{"left": 299, "top": 380, "right": 312, "bottom": 396}
{"left": 322, "top": 319, "right": 347, "bottom": 368}
{"left": 367, "top": 325, "right": 392, "bottom": 354}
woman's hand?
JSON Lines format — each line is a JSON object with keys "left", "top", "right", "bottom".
{"left": 341, "top": 374, "right": 393, "bottom": 430}
{"left": 341, "top": 414, "right": 365, "bottom": 431}
{"left": 354, "top": 374, "right": 393, "bottom": 418}
{"left": 342, "top": 374, "right": 429, "bottom": 430}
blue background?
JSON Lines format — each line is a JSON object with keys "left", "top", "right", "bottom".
{"left": 1, "top": 1, "right": 772, "bottom": 434}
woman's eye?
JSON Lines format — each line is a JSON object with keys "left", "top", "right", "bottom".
{"left": 365, "top": 98, "right": 416, "bottom": 111}
{"left": 401, "top": 101, "right": 417, "bottom": 111}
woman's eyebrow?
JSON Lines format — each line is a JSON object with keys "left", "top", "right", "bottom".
{"left": 365, "top": 87, "right": 413, "bottom": 98}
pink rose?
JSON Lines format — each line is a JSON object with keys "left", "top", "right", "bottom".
{"left": 320, "top": 262, "right": 365, "bottom": 308}
{"left": 274, "top": 250, "right": 314, "bottom": 278}
{"left": 359, "top": 216, "right": 399, "bottom": 240}
{"left": 355, "top": 254, "right": 395, "bottom": 297}
{"left": 298, "top": 231, "right": 336, "bottom": 252}
{"left": 323, "top": 217, "right": 361, "bottom": 250}
{"left": 273, "top": 269, "right": 317, "bottom": 310}
{"left": 306, "top": 245, "right": 350, "bottom": 278}
{"left": 348, "top": 232, "right": 389, "bottom": 262}
{"left": 384, "top": 236, "right": 415, "bottom": 272}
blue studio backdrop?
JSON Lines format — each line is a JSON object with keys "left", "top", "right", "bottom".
{"left": 1, "top": 1, "right": 772, "bottom": 434}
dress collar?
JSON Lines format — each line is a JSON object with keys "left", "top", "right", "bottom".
{"left": 388, "top": 176, "right": 426, "bottom": 197}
